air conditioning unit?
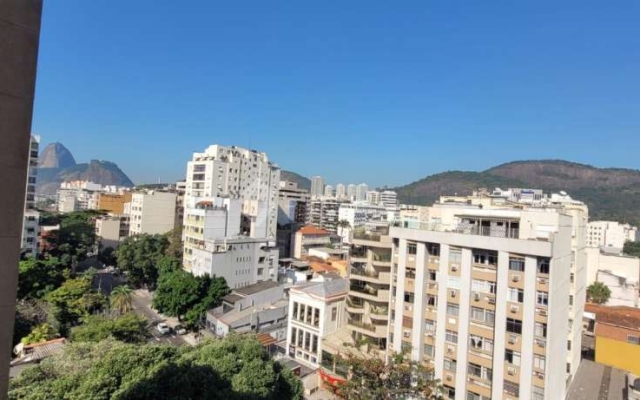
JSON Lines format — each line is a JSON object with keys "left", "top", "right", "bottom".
{"left": 536, "top": 340, "right": 546, "bottom": 348}
{"left": 446, "top": 374, "right": 453, "bottom": 382}
{"left": 536, "top": 372, "right": 545, "bottom": 379}
{"left": 451, "top": 265, "right": 458, "bottom": 272}
{"left": 426, "top": 332, "right": 434, "bottom": 337}
{"left": 508, "top": 367, "right": 516, "bottom": 376}
{"left": 510, "top": 305, "right": 519, "bottom": 313}
{"left": 539, "top": 309, "right": 548, "bottom": 317}
{"left": 538, "top": 277, "right": 547, "bottom": 284}
{"left": 488, "top": 297, "right": 496, "bottom": 305}
{"left": 447, "top": 346, "right": 454, "bottom": 354}
{"left": 512, "top": 275, "right": 520, "bottom": 282}
{"left": 508, "top": 335, "right": 517, "bottom": 344}
{"left": 474, "top": 293, "right": 481, "bottom": 301}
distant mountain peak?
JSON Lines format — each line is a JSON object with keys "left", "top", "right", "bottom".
{"left": 38, "top": 142, "right": 76, "bottom": 168}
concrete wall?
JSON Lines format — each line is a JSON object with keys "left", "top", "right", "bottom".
{"left": 0, "top": 0, "right": 42, "bottom": 395}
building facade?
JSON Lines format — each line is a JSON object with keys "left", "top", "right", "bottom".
{"left": 95, "top": 214, "right": 130, "bottom": 250}
{"left": 587, "top": 221, "right": 638, "bottom": 249}
{"left": 291, "top": 225, "right": 333, "bottom": 259}
{"left": 306, "top": 197, "right": 340, "bottom": 232}
{"left": 310, "top": 176, "right": 325, "bottom": 199}
{"left": 127, "top": 191, "right": 177, "bottom": 236}
{"left": 21, "top": 135, "right": 40, "bottom": 257}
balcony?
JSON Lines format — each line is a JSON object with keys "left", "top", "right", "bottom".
{"left": 350, "top": 268, "right": 391, "bottom": 284}
{"left": 350, "top": 283, "right": 390, "bottom": 302}
{"left": 392, "top": 218, "right": 523, "bottom": 241}
{"left": 347, "top": 319, "right": 387, "bottom": 338}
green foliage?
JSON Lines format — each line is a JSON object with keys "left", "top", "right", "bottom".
{"left": 21, "top": 323, "right": 58, "bottom": 345}
{"left": 335, "top": 351, "right": 441, "bottom": 400}
{"left": 152, "top": 269, "right": 228, "bottom": 329}
{"left": 45, "top": 276, "right": 107, "bottom": 335}
{"left": 110, "top": 285, "right": 134, "bottom": 315}
{"left": 98, "top": 246, "right": 117, "bottom": 266}
{"left": 623, "top": 241, "right": 640, "bottom": 257}
{"left": 18, "top": 258, "right": 69, "bottom": 299}
{"left": 42, "top": 210, "right": 103, "bottom": 267}
{"left": 13, "top": 300, "right": 54, "bottom": 347}
{"left": 587, "top": 281, "right": 612, "bottom": 304}
{"left": 70, "top": 313, "right": 148, "bottom": 343}
{"left": 9, "top": 335, "right": 303, "bottom": 400}
{"left": 116, "top": 234, "right": 171, "bottom": 289}
{"left": 165, "top": 226, "right": 184, "bottom": 260}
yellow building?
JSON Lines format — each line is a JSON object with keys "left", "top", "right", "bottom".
{"left": 586, "top": 303, "right": 640, "bottom": 375}
{"left": 97, "top": 192, "right": 132, "bottom": 214}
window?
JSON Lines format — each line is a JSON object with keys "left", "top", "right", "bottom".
{"left": 449, "top": 248, "right": 462, "bottom": 263}
{"left": 568, "top": 340, "right": 572, "bottom": 351}
{"left": 470, "top": 307, "right": 495, "bottom": 326}
{"left": 535, "top": 322, "right": 547, "bottom": 338}
{"left": 469, "top": 335, "right": 493, "bottom": 353}
{"left": 532, "top": 386, "right": 545, "bottom": 400}
{"left": 424, "top": 344, "right": 434, "bottom": 357}
{"left": 467, "top": 392, "right": 489, "bottom": 400}
{"left": 404, "top": 292, "right": 415, "bottom": 303}
{"left": 473, "top": 250, "right": 498, "bottom": 266}
{"left": 448, "top": 276, "right": 461, "bottom": 290}
{"left": 425, "top": 320, "right": 436, "bottom": 332}
{"left": 504, "top": 381, "right": 519, "bottom": 397}
{"left": 444, "top": 358, "right": 457, "bottom": 372}
{"left": 628, "top": 335, "right": 640, "bottom": 345}
{"left": 403, "top": 330, "right": 411, "bottom": 339}
{"left": 536, "top": 291, "right": 549, "bottom": 306}
{"left": 507, "top": 288, "right": 524, "bottom": 303}
{"left": 443, "top": 385, "right": 455, "bottom": 400}
{"left": 468, "top": 363, "right": 492, "bottom": 381}
{"left": 445, "top": 330, "right": 458, "bottom": 344}
{"left": 509, "top": 257, "right": 525, "bottom": 272}
{"left": 316, "top": 308, "right": 322, "bottom": 326}
{"left": 426, "top": 295, "right": 437, "bottom": 307}
{"left": 446, "top": 303, "right": 459, "bottom": 316}
{"left": 537, "top": 257, "right": 550, "bottom": 274}
{"left": 506, "top": 318, "right": 522, "bottom": 334}
{"left": 331, "top": 307, "right": 337, "bottom": 322}
{"left": 290, "top": 327, "right": 297, "bottom": 345}
{"left": 505, "top": 349, "right": 521, "bottom": 366}
{"left": 534, "top": 355, "right": 546, "bottom": 370}
{"left": 407, "top": 243, "right": 417, "bottom": 255}
{"left": 472, "top": 279, "right": 496, "bottom": 294}
{"left": 427, "top": 243, "right": 440, "bottom": 256}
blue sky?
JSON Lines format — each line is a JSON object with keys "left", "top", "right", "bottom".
{"left": 33, "top": 1, "right": 640, "bottom": 187}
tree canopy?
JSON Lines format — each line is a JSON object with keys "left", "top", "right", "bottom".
{"left": 587, "top": 281, "right": 612, "bottom": 305}
{"left": 152, "top": 268, "right": 228, "bottom": 329}
{"left": 41, "top": 210, "right": 103, "bottom": 267}
{"left": 70, "top": 313, "right": 148, "bottom": 344}
{"left": 18, "top": 257, "right": 68, "bottom": 299}
{"left": 116, "top": 234, "right": 171, "bottom": 289}
{"left": 623, "top": 240, "right": 640, "bottom": 258}
{"left": 9, "top": 335, "right": 303, "bottom": 400}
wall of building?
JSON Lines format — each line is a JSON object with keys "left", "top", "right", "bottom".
{"left": 595, "top": 335, "right": 640, "bottom": 375}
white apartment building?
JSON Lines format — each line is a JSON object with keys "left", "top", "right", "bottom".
{"left": 24, "top": 135, "right": 39, "bottom": 210}
{"left": 388, "top": 191, "right": 586, "bottom": 400}
{"left": 127, "top": 191, "right": 176, "bottom": 236}
{"left": 306, "top": 197, "right": 340, "bottom": 232}
{"left": 57, "top": 181, "right": 103, "bottom": 212}
{"left": 346, "top": 184, "right": 356, "bottom": 200}
{"left": 324, "top": 185, "right": 334, "bottom": 198}
{"left": 355, "top": 183, "right": 368, "bottom": 202}
{"left": 191, "top": 236, "right": 279, "bottom": 289}
{"left": 587, "top": 220, "right": 637, "bottom": 249}
{"left": 399, "top": 205, "right": 431, "bottom": 229}
{"left": 586, "top": 247, "right": 639, "bottom": 307}
{"left": 380, "top": 190, "right": 398, "bottom": 209}
{"left": 335, "top": 184, "right": 346, "bottom": 199}
{"left": 366, "top": 190, "right": 380, "bottom": 205}
{"left": 95, "top": 214, "right": 130, "bottom": 250}
{"left": 310, "top": 176, "right": 325, "bottom": 199}
{"left": 338, "top": 202, "right": 388, "bottom": 243}
{"left": 184, "top": 145, "right": 280, "bottom": 238}
{"left": 21, "top": 135, "right": 40, "bottom": 257}
{"left": 286, "top": 275, "right": 348, "bottom": 367}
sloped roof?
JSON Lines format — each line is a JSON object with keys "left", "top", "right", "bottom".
{"left": 586, "top": 303, "right": 640, "bottom": 330}
{"left": 297, "top": 225, "right": 331, "bottom": 236}
{"left": 291, "top": 277, "right": 348, "bottom": 300}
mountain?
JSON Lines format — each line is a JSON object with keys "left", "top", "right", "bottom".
{"left": 281, "top": 170, "right": 311, "bottom": 191}
{"left": 38, "top": 142, "right": 77, "bottom": 168}
{"left": 393, "top": 160, "right": 640, "bottom": 225}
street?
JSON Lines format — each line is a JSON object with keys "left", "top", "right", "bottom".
{"left": 131, "top": 289, "right": 186, "bottom": 346}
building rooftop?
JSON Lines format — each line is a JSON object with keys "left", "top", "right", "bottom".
{"left": 291, "top": 276, "right": 348, "bottom": 300}
{"left": 586, "top": 303, "right": 640, "bottom": 330}
{"left": 233, "top": 280, "right": 281, "bottom": 296}
{"left": 297, "top": 225, "right": 331, "bottom": 236}
{"left": 11, "top": 338, "right": 67, "bottom": 366}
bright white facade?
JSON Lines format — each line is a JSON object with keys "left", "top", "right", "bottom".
{"left": 379, "top": 190, "right": 398, "bottom": 209}
{"left": 346, "top": 184, "right": 356, "bottom": 200}
{"left": 335, "top": 184, "right": 346, "bottom": 199}
{"left": 21, "top": 135, "right": 39, "bottom": 257}
{"left": 366, "top": 190, "right": 380, "bottom": 205}
{"left": 355, "top": 183, "right": 368, "bottom": 202}
{"left": 286, "top": 275, "right": 348, "bottom": 367}
{"left": 587, "top": 221, "right": 638, "bottom": 249}
{"left": 388, "top": 190, "right": 587, "bottom": 400}
{"left": 184, "top": 145, "right": 280, "bottom": 238}
{"left": 306, "top": 197, "right": 340, "bottom": 232}
{"left": 127, "top": 191, "right": 176, "bottom": 236}
{"left": 324, "top": 185, "right": 334, "bottom": 198}
{"left": 310, "top": 176, "right": 325, "bottom": 199}
{"left": 586, "top": 247, "right": 639, "bottom": 307}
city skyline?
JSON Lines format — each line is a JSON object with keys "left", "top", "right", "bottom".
{"left": 33, "top": 1, "right": 640, "bottom": 187}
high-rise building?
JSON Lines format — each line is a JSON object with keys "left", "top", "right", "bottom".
{"left": 347, "top": 184, "right": 357, "bottom": 200}
{"left": 586, "top": 220, "right": 637, "bottom": 249}
{"left": 127, "top": 191, "right": 177, "bottom": 236}
{"left": 387, "top": 190, "right": 587, "bottom": 400}
{"left": 184, "top": 145, "right": 280, "bottom": 238}
{"left": 307, "top": 197, "right": 340, "bottom": 232}
{"left": 380, "top": 190, "right": 398, "bottom": 209}
{"left": 21, "top": 135, "right": 40, "bottom": 257}
{"left": 355, "top": 183, "right": 368, "bottom": 202}
{"left": 311, "top": 176, "right": 325, "bottom": 199}
{"left": 324, "top": 185, "right": 334, "bottom": 198}
{"left": 366, "top": 190, "right": 380, "bottom": 205}
{"left": 335, "top": 184, "right": 346, "bottom": 199}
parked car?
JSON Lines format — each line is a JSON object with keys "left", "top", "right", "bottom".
{"left": 174, "top": 324, "right": 187, "bottom": 335}
{"left": 156, "top": 322, "right": 171, "bottom": 335}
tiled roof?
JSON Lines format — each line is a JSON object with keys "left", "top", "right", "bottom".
{"left": 291, "top": 277, "right": 348, "bottom": 300}
{"left": 297, "top": 225, "right": 331, "bottom": 235}
{"left": 586, "top": 303, "right": 640, "bottom": 330}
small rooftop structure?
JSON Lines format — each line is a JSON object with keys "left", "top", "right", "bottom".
{"left": 11, "top": 338, "right": 67, "bottom": 367}
{"left": 297, "top": 225, "right": 331, "bottom": 236}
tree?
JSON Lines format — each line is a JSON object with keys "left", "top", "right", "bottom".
{"left": 165, "top": 225, "right": 184, "bottom": 260}
{"left": 9, "top": 335, "right": 303, "bottom": 400}
{"left": 45, "top": 275, "right": 107, "bottom": 334}
{"left": 98, "top": 246, "right": 117, "bottom": 266}
{"left": 623, "top": 240, "right": 640, "bottom": 257}
{"left": 334, "top": 351, "right": 441, "bottom": 399}
{"left": 13, "top": 300, "right": 51, "bottom": 347}
{"left": 17, "top": 258, "right": 68, "bottom": 299}
{"left": 21, "top": 323, "right": 57, "bottom": 345}
{"left": 116, "top": 234, "right": 171, "bottom": 288}
{"left": 70, "top": 313, "right": 148, "bottom": 343}
{"left": 337, "top": 220, "right": 351, "bottom": 243}
{"left": 110, "top": 285, "right": 134, "bottom": 315}
{"left": 587, "top": 281, "right": 612, "bottom": 304}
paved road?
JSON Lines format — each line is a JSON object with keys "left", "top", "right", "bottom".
{"left": 131, "top": 289, "right": 186, "bottom": 346}
{"left": 567, "top": 359, "right": 627, "bottom": 400}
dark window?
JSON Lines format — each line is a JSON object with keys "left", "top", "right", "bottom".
{"left": 407, "top": 243, "right": 417, "bottom": 255}
{"left": 506, "top": 318, "right": 522, "bottom": 334}
{"left": 509, "top": 257, "right": 525, "bottom": 271}
{"left": 404, "top": 292, "right": 415, "bottom": 303}
{"left": 537, "top": 257, "right": 550, "bottom": 274}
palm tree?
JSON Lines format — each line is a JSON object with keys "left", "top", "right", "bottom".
{"left": 337, "top": 220, "right": 351, "bottom": 243}
{"left": 587, "top": 282, "right": 611, "bottom": 305}
{"left": 110, "top": 285, "right": 133, "bottom": 314}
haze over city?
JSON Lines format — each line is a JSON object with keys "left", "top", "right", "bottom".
{"left": 33, "top": 0, "right": 640, "bottom": 186}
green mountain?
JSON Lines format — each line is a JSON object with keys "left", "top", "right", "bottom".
{"left": 281, "top": 170, "right": 311, "bottom": 191}
{"left": 393, "top": 160, "right": 640, "bottom": 225}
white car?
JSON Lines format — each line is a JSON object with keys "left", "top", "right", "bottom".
{"left": 174, "top": 324, "right": 187, "bottom": 335}
{"left": 156, "top": 323, "right": 171, "bottom": 335}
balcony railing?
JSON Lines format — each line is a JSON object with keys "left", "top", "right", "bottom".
{"left": 350, "top": 285, "right": 378, "bottom": 297}
{"left": 353, "top": 233, "right": 382, "bottom": 242}
{"left": 351, "top": 268, "right": 379, "bottom": 279}
{"left": 392, "top": 221, "right": 522, "bottom": 240}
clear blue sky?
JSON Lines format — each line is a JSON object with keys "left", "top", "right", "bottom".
{"left": 33, "top": 0, "right": 640, "bottom": 187}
